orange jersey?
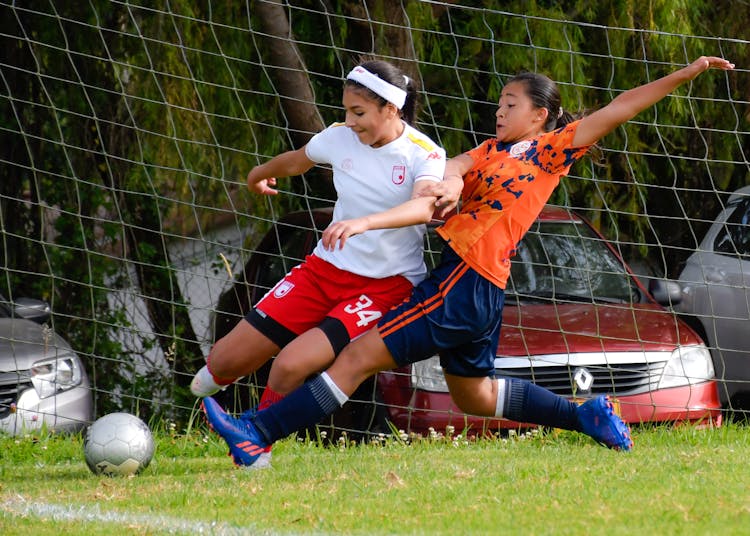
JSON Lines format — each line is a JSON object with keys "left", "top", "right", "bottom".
{"left": 437, "top": 120, "right": 590, "bottom": 289}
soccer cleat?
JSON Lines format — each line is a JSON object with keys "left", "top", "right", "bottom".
{"left": 190, "top": 365, "right": 228, "bottom": 397}
{"left": 201, "top": 396, "right": 269, "bottom": 468}
{"left": 240, "top": 407, "right": 273, "bottom": 467}
{"left": 253, "top": 450, "right": 272, "bottom": 469}
{"left": 576, "top": 395, "right": 633, "bottom": 451}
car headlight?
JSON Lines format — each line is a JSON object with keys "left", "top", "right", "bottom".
{"left": 30, "top": 353, "right": 84, "bottom": 398}
{"left": 658, "top": 344, "right": 715, "bottom": 389}
{"left": 411, "top": 355, "right": 449, "bottom": 392}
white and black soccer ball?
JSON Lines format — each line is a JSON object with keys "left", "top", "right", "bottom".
{"left": 83, "top": 412, "right": 155, "bottom": 476}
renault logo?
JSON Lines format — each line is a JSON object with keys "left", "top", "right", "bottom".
{"left": 573, "top": 367, "right": 594, "bottom": 393}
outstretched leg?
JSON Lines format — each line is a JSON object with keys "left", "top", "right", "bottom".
{"left": 202, "top": 328, "right": 396, "bottom": 467}
{"left": 445, "top": 374, "right": 632, "bottom": 451}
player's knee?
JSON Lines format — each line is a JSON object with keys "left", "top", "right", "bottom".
{"left": 336, "top": 343, "right": 379, "bottom": 379}
{"left": 270, "top": 353, "right": 299, "bottom": 380}
{"left": 455, "top": 396, "right": 496, "bottom": 416}
{"left": 447, "top": 377, "right": 496, "bottom": 416}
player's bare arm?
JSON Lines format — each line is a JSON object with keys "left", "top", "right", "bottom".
{"left": 573, "top": 56, "right": 734, "bottom": 148}
{"left": 247, "top": 146, "right": 315, "bottom": 195}
{"left": 322, "top": 195, "right": 437, "bottom": 251}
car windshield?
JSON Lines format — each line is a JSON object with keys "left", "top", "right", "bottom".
{"left": 713, "top": 197, "right": 750, "bottom": 258}
{"left": 506, "top": 220, "right": 639, "bottom": 304}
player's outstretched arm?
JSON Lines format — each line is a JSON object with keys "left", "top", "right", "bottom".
{"left": 321, "top": 176, "right": 444, "bottom": 250}
{"left": 321, "top": 194, "right": 437, "bottom": 251}
{"left": 573, "top": 56, "right": 735, "bottom": 148}
{"left": 246, "top": 146, "right": 315, "bottom": 195}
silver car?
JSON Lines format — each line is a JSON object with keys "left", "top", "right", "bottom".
{"left": 0, "top": 293, "right": 93, "bottom": 435}
{"left": 676, "top": 186, "right": 750, "bottom": 410}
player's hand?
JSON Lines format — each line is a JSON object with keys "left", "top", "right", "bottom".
{"left": 322, "top": 218, "right": 369, "bottom": 250}
{"left": 685, "top": 56, "right": 734, "bottom": 80}
{"left": 419, "top": 178, "right": 463, "bottom": 218}
{"left": 247, "top": 169, "right": 279, "bottom": 195}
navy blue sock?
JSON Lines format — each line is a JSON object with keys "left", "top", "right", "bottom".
{"left": 252, "top": 375, "right": 342, "bottom": 443}
{"left": 502, "top": 378, "right": 581, "bottom": 431}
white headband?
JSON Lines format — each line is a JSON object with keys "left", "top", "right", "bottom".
{"left": 346, "top": 66, "right": 407, "bottom": 110}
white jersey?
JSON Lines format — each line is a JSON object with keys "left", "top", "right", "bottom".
{"left": 305, "top": 122, "right": 446, "bottom": 285}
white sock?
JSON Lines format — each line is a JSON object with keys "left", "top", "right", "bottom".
{"left": 320, "top": 372, "right": 349, "bottom": 406}
{"left": 494, "top": 378, "right": 508, "bottom": 417}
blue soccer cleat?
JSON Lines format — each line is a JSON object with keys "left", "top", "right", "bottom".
{"left": 576, "top": 395, "right": 633, "bottom": 451}
{"left": 239, "top": 406, "right": 273, "bottom": 469}
{"left": 201, "top": 397, "right": 269, "bottom": 467}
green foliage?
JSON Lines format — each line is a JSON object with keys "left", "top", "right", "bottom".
{"left": 2, "top": 1, "right": 747, "bottom": 424}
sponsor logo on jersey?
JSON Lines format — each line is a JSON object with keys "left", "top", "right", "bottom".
{"left": 273, "top": 280, "right": 295, "bottom": 298}
{"left": 427, "top": 151, "right": 443, "bottom": 160}
{"left": 342, "top": 158, "right": 354, "bottom": 171}
{"left": 392, "top": 165, "right": 406, "bottom": 184}
{"left": 509, "top": 140, "right": 532, "bottom": 158}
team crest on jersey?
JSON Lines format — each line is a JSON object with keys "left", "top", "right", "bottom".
{"left": 509, "top": 140, "right": 532, "bottom": 158}
{"left": 273, "top": 280, "right": 294, "bottom": 298}
{"left": 392, "top": 165, "right": 406, "bottom": 185}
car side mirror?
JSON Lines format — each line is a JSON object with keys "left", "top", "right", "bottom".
{"left": 14, "top": 297, "right": 52, "bottom": 324}
{"left": 648, "top": 279, "right": 683, "bottom": 307}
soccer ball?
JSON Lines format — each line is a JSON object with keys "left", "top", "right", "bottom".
{"left": 83, "top": 412, "right": 155, "bottom": 476}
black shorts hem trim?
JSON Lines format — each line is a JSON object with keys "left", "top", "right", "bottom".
{"left": 245, "top": 308, "right": 297, "bottom": 348}
{"left": 319, "top": 316, "right": 350, "bottom": 356}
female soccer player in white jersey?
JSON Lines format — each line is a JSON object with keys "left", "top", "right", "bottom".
{"left": 190, "top": 60, "right": 446, "bottom": 463}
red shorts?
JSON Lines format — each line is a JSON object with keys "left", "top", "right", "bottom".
{"left": 253, "top": 254, "right": 413, "bottom": 344}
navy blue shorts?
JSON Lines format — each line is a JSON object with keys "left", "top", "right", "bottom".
{"left": 377, "top": 245, "right": 505, "bottom": 378}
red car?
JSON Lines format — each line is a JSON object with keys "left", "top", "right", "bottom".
{"left": 213, "top": 206, "right": 720, "bottom": 439}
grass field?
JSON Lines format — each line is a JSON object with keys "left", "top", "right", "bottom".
{"left": 2, "top": 417, "right": 749, "bottom": 535}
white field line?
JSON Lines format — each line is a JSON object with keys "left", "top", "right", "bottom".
{"left": 1, "top": 495, "right": 282, "bottom": 535}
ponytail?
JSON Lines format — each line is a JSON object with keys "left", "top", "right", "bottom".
{"left": 554, "top": 108, "right": 576, "bottom": 130}
{"left": 399, "top": 75, "right": 418, "bottom": 126}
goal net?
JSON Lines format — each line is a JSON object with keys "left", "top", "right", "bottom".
{"left": 1, "top": 0, "right": 748, "bottom": 437}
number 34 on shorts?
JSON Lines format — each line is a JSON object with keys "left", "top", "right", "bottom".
{"left": 344, "top": 294, "right": 382, "bottom": 327}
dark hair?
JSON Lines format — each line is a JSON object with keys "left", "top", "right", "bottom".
{"left": 344, "top": 59, "right": 418, "bottom": 126}
{"left": 507, "top": 71, "right": 575, "bottom": 131}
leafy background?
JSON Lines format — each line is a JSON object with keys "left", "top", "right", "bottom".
{"left": 1, "top": 0, "right": 747, "bottom": 422}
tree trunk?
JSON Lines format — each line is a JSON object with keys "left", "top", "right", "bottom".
{"left": 345, "top": 0, "right": 419, "bottom": 73}
{"left": 255, "top": 0, "right": 325, "bottom": 149}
